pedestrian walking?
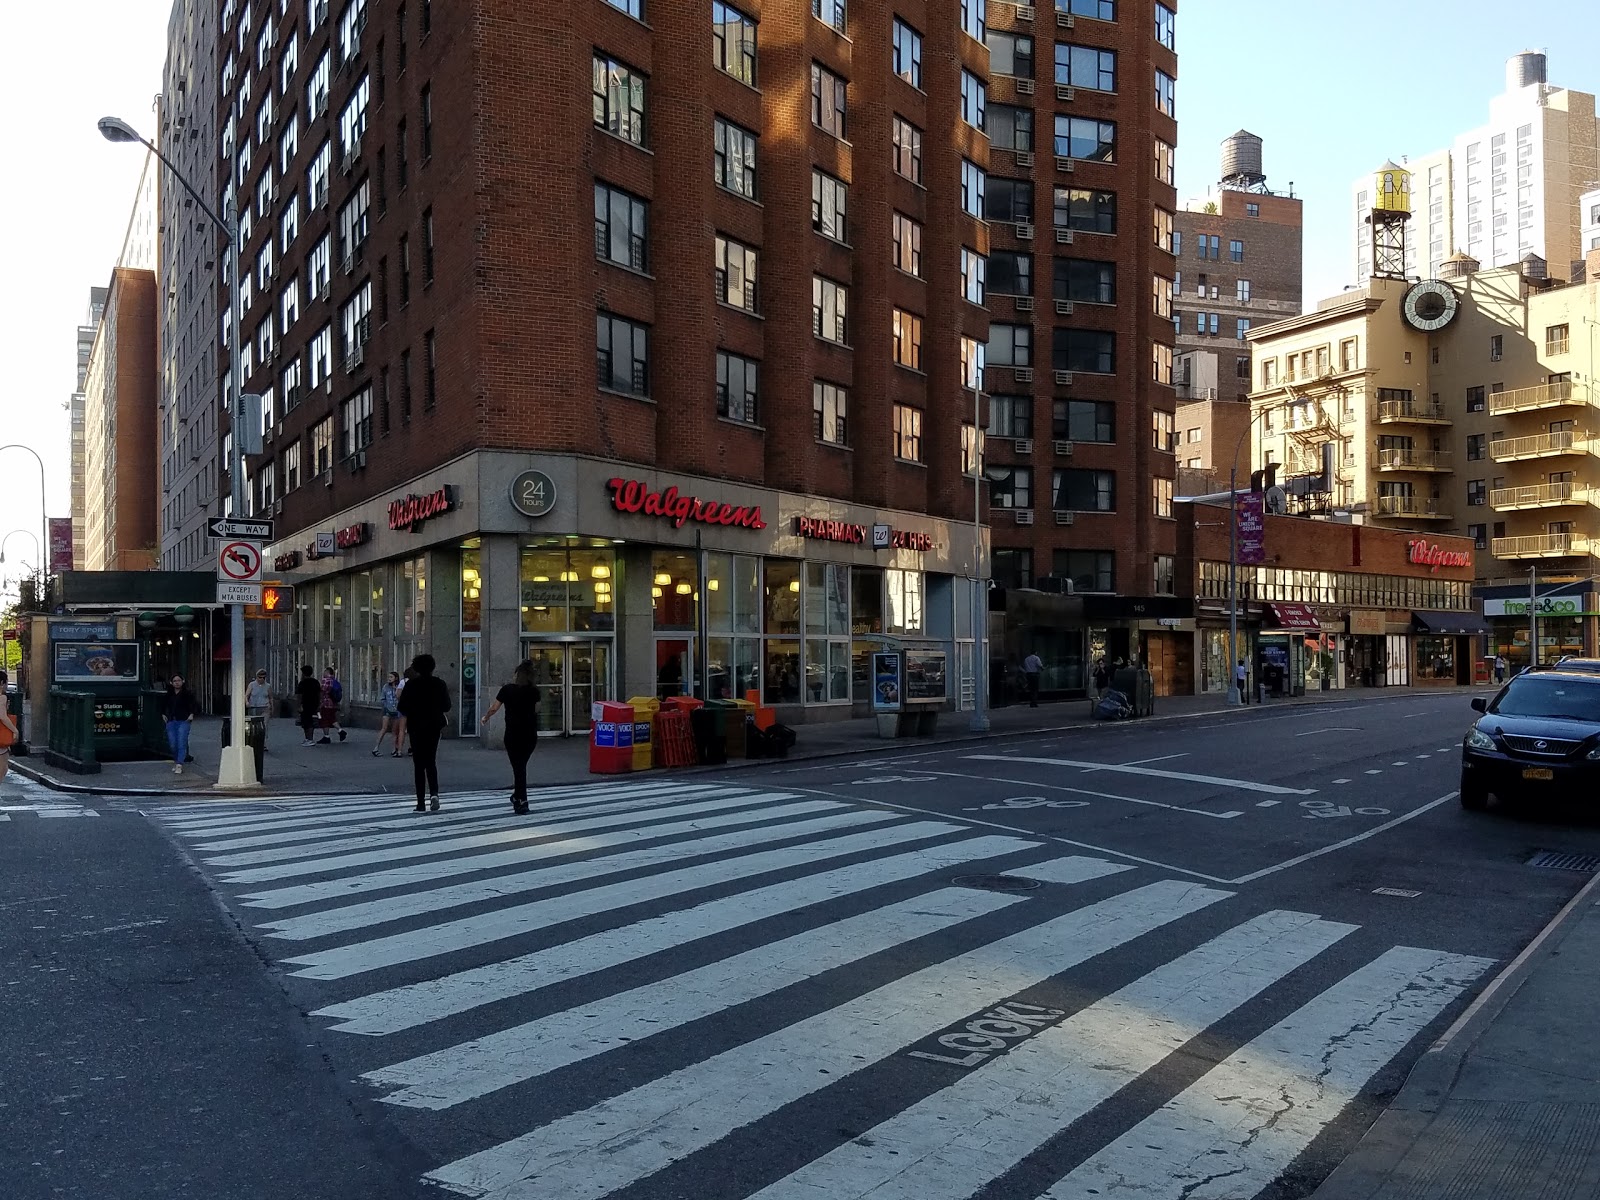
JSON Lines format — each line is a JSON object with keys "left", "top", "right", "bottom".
{"left": 1022, "top": 651, "right": 1043, "bottom": 708}
{"left": 395, "top": 667, "right": 412, "bottom": 755}
{"left": 373, "top": 671, "right": 404, "bottom": 756}
{"left": 318, "top": 665, "right": 347, "bottom": 744}
{"left": 245, "top": 668, "right": 272, "bottom": 752}
{"left": 480, "top": 660, "right": 541, "bottom": 813}
{"left": 1234, "top": 658, "right": 1249, "bottom": 704}
{"left": 396, "top": 653, "right": 450, "bottom": 812}
{"left": 1494, "top": 654, "right": 1507, "bottom": 684}
{"left": 161, "top": 673, "right": 200, "bottom": 775}
{"left": 0, "top": 670, "right": 17, "bottom": 785}
{"left": 1093, "top": 658, "right": 1111, "bottom": 699}
{"left": 295, "top": 665, "right": 322, "bottom": 745}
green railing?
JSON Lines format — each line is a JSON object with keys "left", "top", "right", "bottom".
{"left": 46, "top": 689, "right": 100, "bottom": 774}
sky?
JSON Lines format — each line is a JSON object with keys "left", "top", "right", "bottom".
{"left": 0, "top": 0, "right": 1595, "bottom": 598}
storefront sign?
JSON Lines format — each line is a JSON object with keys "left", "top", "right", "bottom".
{"left": 1407, "top": 540, "right": 1472, "bottom": 573}
{"left": 1484, "top": 595, "right": 1594, "bottom": 618}
{"left": 510, "top": 469, "right": 558, "bottom": 518}
{"left": 388, "top": 485, "right": 456, "bottom": 532}
{"left": 92, "top": 699, "right": 141, "bottom": 737}
{"left": 334, "top": 522, "right": 369, "bottom": 550}
{"left": 796, "top": 516, "right": 934, "bottom": 552}
{"left": 1349, "top": 609, "right": 1387, "bottom": 636}
{"left": 605, "top": 477, "right": 766, "bottom": 531}
{"left": 48, "top": 621, "right": 118, "bottom": 642}
{"left": 273, "top": 550, "right": 303, "bottom": 571}
{"left": 1237, "top": 492, "right": 1266, "bottom": 566}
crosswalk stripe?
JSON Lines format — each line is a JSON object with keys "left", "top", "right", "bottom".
{"left": 741, "top": 908, "right": 1356, "bottom": 1200}
{"left": 422, "top": 878, "right": 1231, "bottom": 1200}
{"left": 365, "top": 883, "right": 1038, "bottom": 1109}
{"left": 217, "top": 792, "right": 809, "bottom": 884}
{"left": 259, "top": 804, "right": 877, "bottom": 940}
{"left": 192, "top": 786, "right": 753, "bottom": 852}
{"left": 313, "top": 835, "right": 1045, "bottom": 1035}
{"left": 1041, "top": 945, "right": 1494, "bottom": 1200}
{"left": 284, "top": 819, "right": 955, "bottom": 980}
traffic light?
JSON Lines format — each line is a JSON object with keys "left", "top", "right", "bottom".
{"left": 257, "top": 584, "right": 294, "bottom": 618}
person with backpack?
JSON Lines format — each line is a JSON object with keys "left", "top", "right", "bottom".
{"left": 396, "top": 653, "right": 450, "bottom": 812}
{"left": 480, "top": 659, "right": 541, "bottom": 813}
{"left": 296, "top": 665, "right": 323, "bottom": 745}
{"left": 317, "top": 665, "right": 347, "bottom": 744}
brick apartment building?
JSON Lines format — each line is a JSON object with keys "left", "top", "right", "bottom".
{"left": 188, "top": 0, "right": 1179, "bottom": 728}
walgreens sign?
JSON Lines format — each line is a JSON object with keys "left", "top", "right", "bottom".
{"left": 388, "top": 486, "right": 456, "bottom": 532}
{"left": 1407, "top": 539, "right": 1473, "bottom": 573}
{"left": 605, "top": 477, "right": 767, "bottom": 531}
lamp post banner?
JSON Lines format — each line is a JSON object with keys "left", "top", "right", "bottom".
{"left": 1237, "top": 492, "right": 1266, "bottom": 566}
{"left": 48, "top": 518, "right": 73, "bottom": 574}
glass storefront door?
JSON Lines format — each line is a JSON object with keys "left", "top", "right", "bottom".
{"left": 655, "top": 638, "right": 695, "bottom": 699}
{"left": 523, "top": 640, "right": 612, "bottom": 734}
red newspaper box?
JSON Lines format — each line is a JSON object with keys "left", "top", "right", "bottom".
{"left": 589, "top": 701, "right": 635, "bottom": 774}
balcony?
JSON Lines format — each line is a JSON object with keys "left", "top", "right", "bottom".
{"left": 1373, "top": 496, "right": 1452, "bottom": 520}
{"left": 1490, "top": 431, "right": 1585, "bottom": 462}
{"left": 1490, "top": 482, "right": 1588, "bottom": 510}
{"left": 1488, "top": 380, "right": 1582, "bottom": 416}
{"left": 1376, "top": 448, "right": 1453, "bottom": 472}
{"left": 1492, "top": 533, "right": 1594, "bottom": 559}
{"left": 1375, "top": 398, "right": 1451, "bottom": 425}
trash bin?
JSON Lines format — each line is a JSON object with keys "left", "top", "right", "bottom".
{"left": 589, "top": 701, "right": 635, "bottom": 774}
{"left": 627, "top": 696, "right": 660, "bottom": 771}
{"left": 221, "top": 715, "right": 267, "bottom": 782}
{"left": 708, "top": 699, "right": 745, "bottom": 759}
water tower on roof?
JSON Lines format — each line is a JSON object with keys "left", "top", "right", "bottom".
{"left": 1220, "top": 131, "right": 1266, "bottom": 191}
{"left": 1365, "top": 160, "right": 1412, "bottom": 280}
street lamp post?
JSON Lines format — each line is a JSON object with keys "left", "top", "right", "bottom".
{"left": 99, "top": 115, "right": 255, "bottom": 789}
{"left": 1226, "top": 407, "right": 1282, "bottom": 705}
{"left": 0, "top": 530, "right": 43, "bottom": 572}
{"left": 0, "top": 444, "right": 49, "bottom": 594}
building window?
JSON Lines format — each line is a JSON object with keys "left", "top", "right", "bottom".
{"left": 892, "top": 212, "right": 923, "bottom": 277}
{"left": 424, "top": 330, "right": 437, "bottom": 408}
{"left": 341, "top": 386, "right": 374, "bottom": 457}
{"left": 961, "top": 336, "right": 985, "bottom": 390}
{"left": 1197, "top": 234, "right": 1220, "bottom": 260}
{"left": 593, "top": 54, "right": 647, "bottom": 145}
{"left": 960, "top": 246, "right": 987, "bottom": 302}
{"left": 1054, "top": 399, "right": 1114, "bottom": 442}
{"left": 1056, "top": 549, "right": 1114, "bottom": 592}
{"left": 1236, "top": 317, "right": 1251, "bottom": 339}
{"left": 810, "top": 62, "right": 847, "bottom": 137}
{"left": 712, "top": 2, "right": 757, "bottom": 86}
{"left": 1054, "top": 328, "right": 1114, "bottom": 374}
{"left": 1056, "top": 116, "right": 1116, "bottom": 162}
{"left": 1489, "top": 334, "right": 1503, "bottom": 361}
{"left": 989, "top": 466, "right": 1033, "bottom": 509}
{"left": 989, "top": 548, "right": 1031, "bottom": 590}
{"left": 1152, "top": 410, "right": 1174, "bottom": 452}
{"left": 1153, "top": 139, "right": 1176, "bottom": 185}
{"left": 398, "top": 233, "right": 411, "bottom": 303}
{"left": 961, "top": 159, "right": 986, "bottom": 217}
{"left": 1061, "top": 0, "right": 1115, "bottom": 16}
{"left": 986, "top": 177, "right": 1035, "bottom": 222}
{"left": 420, "top": 84, "right": 432, "bottom": 157}
{"left": 893, "top": 404, "right": 924, "bottom": 462}
{"left": 892, "top": 19, "right": 922, "bottom": 87}
{"left": 1053, "top": 468, "right": 1115, "bottom": 512}
{"left": 714, "top": 234, "right": 759, "bottom": 312}
{"left": 812, "top": 275, "right": 848, "bottom": 344}
{"left": 1237, "top": 278, "right": 1252, "bottom": 302}
{"left": 892, "top": 309, "right": 924, "bottom": 370}
{"left": 282, "top": 441, "right": 302, "bottom": 492}
{"left": 1229, "top": 238, "right": 1244, "bottom": 262}
{"left": 1467, "top": 523, "right": 1487, "bottom": 550}
{"left": 422, "top": 208, "right": 435, "bottom": 283}
{"left": 1467, "top": 479, "right": 1486, "bottom": 506}
{"left": 1466, "top": 385, "right": 1485, "bottom": 412}
{"left": 1246, "top": 201, "right": 1260, "bottom": 217}
{"left": 987, "top": 30, "right": 1034, "bottom": 77}
{"left": 960, "top": 70, "right": 986, "bottom": 130}
{"left": 311, "top": 416, "right": 335, "bottom": 476}
{"left": 715, "top": 350, "right": 760, "bottom": 425}
{"left": 396, "top": 118, "right": 408, "bottom": 187}
{"left": 1152, "top": 341, "right": 1173, "bottom": 384}
{"left": 1236, "top": 354, "right": 1251, "bottom": 378}
{"left": 989, "top": 251, "right": 1031, "bottom": 297}
{"left": 959, "top": 0, "right": 986, "bottom": 40}
{"left": 812, "top": 169, "right": 847, "bottom": 241}
{"left": 988, "top": 394, "right": 1033, "bottom": 438}
{"left": 714, "top": 117, "right": 758, "bottom": 197}
{"left": 812, "top": 0, "right": 845, "bottom": 32}
{"left": 1467, "top": 433, "right": 1486, "bottom": 461}
{"left": 1055, "top": 186, "right": 1116, "bottom": 234}
{"left": 814, "top": 380, "right": 848, "bottom": 444}
{"left": 1054, "top": 257, "right": 1115, "bottom": 304}
{"left": 400, "top": 348, "right": 412, "bottom": 422}
{"left": 1152, "top": 476, "right": 1173, "bottom": 517}
{"left": 1155, "top": 69, "right": 1175, "bottom": 116}
{"left": 987, "top": 322, "right": 1033, "bottom": 368}
{"left": 1546, "top": 324, "right": 1570, "bottom": 355}
{"left": 597, "top": 311, "right": 650, "bottom": 396}
{"left": 986, "top": 103, "right": 1034, "bottom": 153}
{"left": 1339, "top": 338, "right": 1358, "bottom": 371}
{"left": 595, "top": 182, "right": 649, "bottom": 272}
{"left": 1055, "top": 43, "right": 1115, "bottom": 92}
{"left": 892, "top": 115, "right": 923, "bottom": 183}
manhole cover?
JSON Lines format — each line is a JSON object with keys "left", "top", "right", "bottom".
{"left": 952, "top": 874, "right": 1042, "bottom": 894}
{"left": 1527, "top": 850, "right": 1600, "bottom": 872}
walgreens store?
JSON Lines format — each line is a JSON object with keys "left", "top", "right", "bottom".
{"left": 258, "top": 451, "right": 987, "bottom": 736}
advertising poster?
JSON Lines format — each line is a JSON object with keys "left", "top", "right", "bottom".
{"left": 48, "top": 517, "right": 73, "bottom": 574}
{"left": 904, "top": 650, "right": 949, "bottom": 701}
{"left": 53, "top": 642, "right": 140, "bottom": 683}
{"left": 871, "top": 652, "right": 902, "bottom": 712}
{"left": 1237, "top": 492, "right": 1266, "bottom": 566}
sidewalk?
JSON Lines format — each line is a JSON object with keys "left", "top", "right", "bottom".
{"left": 12, "top": 683, "right": 1479, "bottom": 798}
{"left": 1311, "top": 868, "right": 1600, "bottom": 1199}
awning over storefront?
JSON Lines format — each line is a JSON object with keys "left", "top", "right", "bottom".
{"left": 1412, "top": 610, "right": 1490, "bottom": 637}
{"left": 1264, "top": 602, "right": 1321, "bottom": 631}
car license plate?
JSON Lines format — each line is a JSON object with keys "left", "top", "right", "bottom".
{"left": 1523, "top": 767, "right": 1555, "bottom": 781}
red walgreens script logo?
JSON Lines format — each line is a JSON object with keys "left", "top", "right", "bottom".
{"left": 388, "top": 486, "right": 455, "bottom": 531}
{"left": 1407, "top": 539, "right": 1472, "bottom": 573}
{"left": 605, "top": 478, "right": 766, "bottom": 530}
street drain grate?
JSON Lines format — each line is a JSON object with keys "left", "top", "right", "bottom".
{"left": 1527, "top": 850, "right": 1600, "bottom": 872}
{"left": 952, "top": 874, "right": 1043, "bottom": 894}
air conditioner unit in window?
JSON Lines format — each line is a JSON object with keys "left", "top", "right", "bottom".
{"left": 1055, "top": 371, "right": 1074, "bottom": 386}
{"left": 344, "top": 342, "right": 365, "bottom": 372}
{"left": 1014, "top": 438, "right": 1033, "bottom": 455}
{"left": 1056, "top": 85, "right": 1075, "bottom": 102}
{"left": 1055, "top": 228, "right": 1074, "bottom": 244}
{"left": 1055, "top": 156, "right": 1075, "bottom": 174}
{"left": 356, "top": 449, "right": 366, "bottom": 468}
{"left": 1054, "top": 510, "right": 1076, "bottom": 525}
{"left": 262, "top": 346, "right": 276, "bottom": 366}
{"left": 1014, "top": 509, "right": 1035, "bottom": 525}
{"left": 1014, "top": 150, "right": 1034, "bottom": 167}
{"left": 1056, "top": 11, "right": 1074, "bottom": 27}
{"left": 1014, "top": 367, "right": 1034, "bottom": 382}
{"left": 1013, "top": 3, "right": 1035, "bottom": 21}
{"left": 1055, "top": 440, "right": 1074, "bottom": 456}
{"left": 323, "top": 469, "right": 334, "bottom": 487}
{"left": 1015, "top": 222, "right": 1035, "bottom": 239}
{"left": 1055, "top": 300, "right": 1074, "bottom": 315}
{"left": 1014, "top": 295, "right": 1035, "bottom": 313}
{"left": 1015, "top": 79, "right": 1036, "bottom": 96}
{"left": 341, "top": 252, "right": 354, "bottom": 275}
{"left": 272, "top": 499, "right": 283, "bottom": 516}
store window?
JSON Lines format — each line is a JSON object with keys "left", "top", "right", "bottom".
{"left": 461, "top": 546, "right": 482, "bottom": 632}
{"left": 886, "top": 568, "right": 925, "bottom": 634}
{"left": 764, "top": 559, "right": 802, "bottom": 703}
{"left": 705, "top": 552, "right": 760, "bottom": 701}
{"left": 517, "top": 543, "right": 617, "bottom": 633}
{"left": 650, "top": 551, "right": 699, "bottom": 631}
{"left": 805, "top": 562, "right": 851, "bottom": 703}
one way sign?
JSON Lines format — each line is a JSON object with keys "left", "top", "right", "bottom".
{"left": 208, "top": 516, "right": 275, "bottom": 541}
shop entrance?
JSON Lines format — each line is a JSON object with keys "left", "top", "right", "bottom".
{"left": 523, "top": 640, "right": 612, "bottom": 735}
{"left": 654, "top": 637, "right": 696, "bottom": 699}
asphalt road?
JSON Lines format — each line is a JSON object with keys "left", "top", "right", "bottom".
{"left": 6, "top": 689, "right": 1600, "bottom": 1200}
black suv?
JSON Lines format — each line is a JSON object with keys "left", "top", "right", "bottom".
{"left": 1460, "top": 667, "right": 1600, "bottom": 810}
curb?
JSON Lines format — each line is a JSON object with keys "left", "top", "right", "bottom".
{"left": 13, "top": 687, "right": 1486, "bottom": 800}
{"left": 1309, "top": 866, "right": 1600, "bottom": 1199}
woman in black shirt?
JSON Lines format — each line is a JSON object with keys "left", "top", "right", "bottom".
{"left": 396, "top": 653, "right": 451, "bottom": 812}
{"left": 481, "top": 660, "right": 541, "bottom": 814}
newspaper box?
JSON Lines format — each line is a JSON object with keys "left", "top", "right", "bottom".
{"left": 589, "top": 701, "right": 635, "bottom": 774}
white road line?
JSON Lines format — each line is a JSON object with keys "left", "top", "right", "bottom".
{"left": 744, "top": 910, "right": 1355, "bottom": 1200}
{"left": 422, "top": 879, "right": 1232, "bottom": 1200}
{"left": 1256, "top": 800, "right": 1280, "bottom": 807}
{"left": 1392, "top": 761, "right": 1410, "bottom": 767}
{"left": 315, "top": 835, "right": 1046, "bottom": 1035}
{"left": 1078, "top": 753, "right": 1189, "bottom": 773}
{"left": 1042, "top": 945, "right": 1493, "bottom": 1200}
{"left": 1294, "top": 726, "right": 1362, "bottom": 737}
{"left": 366, "top": 883, "right": 1041, "bottom": 1108}
{"left": 239, "top": 801, "right": 852, "bottom": 910}
{"left": 1365, "top": 769, "right": 1383, "bottom": 775}
{"left": 921, "top": 770, "right": 1248, "bottom": 822}
{"left": 284, "top": 819, "right": 956, "bottom": 980}
{"left": 259, "top": 805, "right": 876, "bottom": 940}
{"left": 1332, "top": 778, "right": 1352, "bottom": 785}
{"left": 1230, "top": 793, "right": 1460, "bottom": 884}
{"left": 216, "top": 793, "right": 805, "bottom": 885}
{"left": 1415, "top": 753, "right": 1431, "bottom": 759}
{"left": 965, "top": 755, "right": 1318, "bottom": 796}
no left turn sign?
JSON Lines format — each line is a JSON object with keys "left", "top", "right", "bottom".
{"left": 217, "top": 540, "right": 263, "bottom": 583}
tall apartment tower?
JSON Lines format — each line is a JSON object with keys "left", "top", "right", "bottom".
{"left": 979, "top": 0, "right": 1180, "bottom": 623}
{"left": 1352, "top": 52, "right": 1600, "bottom": 287}
{"left": 158, "top": 0, "right": 223, "bottom": 572}
{"left": 69, "top": 286, "right": 109, "bottom": 573}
